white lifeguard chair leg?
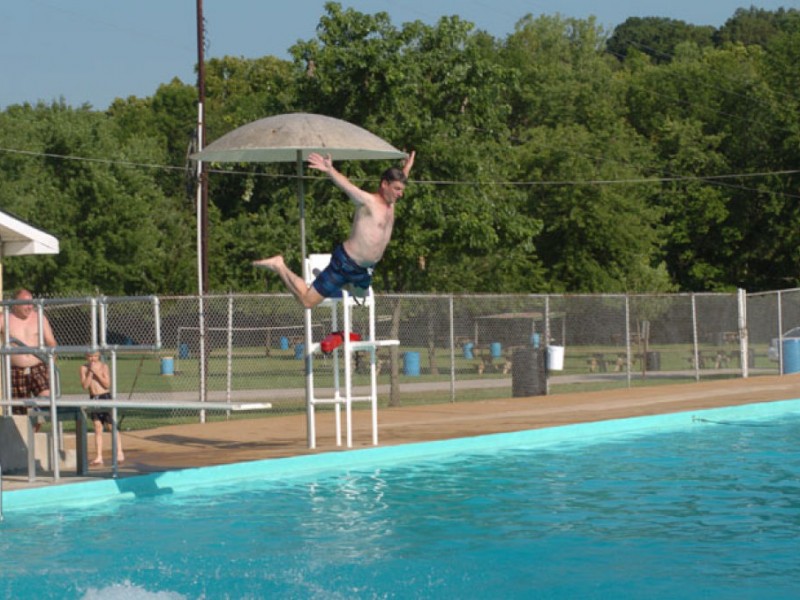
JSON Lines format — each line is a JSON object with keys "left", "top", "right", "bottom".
{"left": 342, "top": 288, "right": 354, "bottom": 448}
{"left": 368, "top": 288, "right": 379, "bottom": 446}
{"left": 305, "top": 253, "right": 333, "bottom": 450}
{"left": 331, "top": 306, "right": 342, "bottom": 447}
{"left": 305, "top": 306, "right": 316, "bottom": 449}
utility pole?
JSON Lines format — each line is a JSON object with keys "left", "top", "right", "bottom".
{"left": 196, "top": 0, "right": 208, "bottom": 294}
{"left": 196, "top": 0, "right": 208, "bottom": 418}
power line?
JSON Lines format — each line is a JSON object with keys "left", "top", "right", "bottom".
{"left": 0, "top": 147, "right": 185, "bottom": 173}
{"left": 1, "top": 146, "right": 798, "bottom": 193}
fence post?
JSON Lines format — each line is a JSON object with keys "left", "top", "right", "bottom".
{"left": 624, "top": 295, "right": 631, "bottom": 388}
{"left": 227, "top": 293, "right": 233, "bottom": 405}
{"left": 691, "top": 294, "right": 700, "bottom": 381}
{"left": 198, "top": 294, "right": 207, "bottom": 424}
{"left": 738, "top": 288, "right": 749, "bottom": 378}
{"left": 777, "top": 290, "right": 784, "bottom": 375}
{"left": 449, "top": 295, "right": 456, "bottom": 403}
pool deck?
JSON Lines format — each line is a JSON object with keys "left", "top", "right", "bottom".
{"left": 5, "top": 374, "right": 800, "bottom": 491}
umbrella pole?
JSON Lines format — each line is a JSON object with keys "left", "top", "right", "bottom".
{"left": 297, "top": 150, "right": 307, "bottom": 276}
{"left": 297, "top": 151, "right": 316, "bottom": 447}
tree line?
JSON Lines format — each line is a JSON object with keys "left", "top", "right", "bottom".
{"left": 1, "top": 3, "right": 798, "bottom": 296}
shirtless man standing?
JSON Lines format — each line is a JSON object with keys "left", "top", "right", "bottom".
{"left": 1, "top": 288, "right": 57, "bottom": 416}
{"left": 253, "top": 150, "right": 415, "bottom": 308}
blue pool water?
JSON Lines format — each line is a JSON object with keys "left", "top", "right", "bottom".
{"left": 2, "top": 404, "right": 800, "bottom": 599}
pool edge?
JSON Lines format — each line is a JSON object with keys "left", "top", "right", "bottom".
{"left": 5, "top": 398, "right": 800, "bottom": 512}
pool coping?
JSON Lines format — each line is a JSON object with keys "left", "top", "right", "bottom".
{"left": 4, "top": 398, "right": 799, "bottom": 514}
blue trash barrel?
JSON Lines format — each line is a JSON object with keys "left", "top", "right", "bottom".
{"left": 463, "top": 342, "right": 474, "bottom": 359}
{"left": 490, "top": 342, "right": 502, "bottom": 358}
{"left": 782, "top": 339, "right": 800, "bottom": 374}
{"left": 294, "top": 343, "right": 305, "bottom": 360}
{"left": 280, "top": 336, "right": 290, "bottom": 350}
{"left": 179, "top": 343, "right": 190, "bottom": 359}
{"left": 531, "top": 333, "right": 541, "bottom": 348}
{"left": 403, "top": 351, "right": 421, "bottom": 376}
{"left": 160, "top": 356, "right": 175, "bottom": 376}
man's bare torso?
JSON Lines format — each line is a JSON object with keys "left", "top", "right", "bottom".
{"left": 343, "top": 192, "right": 395, "bottom": 266}
{"left": 8, "top": 313, "right": 45, "bottom": 367}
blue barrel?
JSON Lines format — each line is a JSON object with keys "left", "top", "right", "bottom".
{"left": 531, "top": 333, "right": 541, "bottom": 348}
{"left": 179, "top": 342, "right": 190, "bottom": 359}
{"left": 160, "top": 356, "right": 174, "bottom": 376}
{"left": 294, "top": 343, "right": 305, "bottom": 360}
{"left": 280, "top": 336, "right": 289, "bottom": 350}
{"left": 463, "top": 342, "right": 474, "bottom": 359}
{"left": 403, "top": 351, "right": 421, "bottom": 376}
{"left": 782, "top": 339, "right": 800, "bottom": 374}
{"left": 490, "top": 342, "right": 502, "bottom": 358}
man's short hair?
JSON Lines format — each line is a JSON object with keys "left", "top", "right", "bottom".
{"left": 381, "top": 167, "right": 407, "bottom": 184}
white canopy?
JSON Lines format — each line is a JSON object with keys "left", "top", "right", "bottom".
{"left": 0, "top": 211, "right": 59, "bottom": 257}
{"left": 0, "top": 210, "right": 59, "bottom": 299}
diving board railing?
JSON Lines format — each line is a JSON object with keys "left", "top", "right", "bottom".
{"left": 0, "top": 295, "right": 161, "bottom": 482}
{"left": 0, "top": 295, "right": 270, "bottom": 482}
{"left": 304, "top": 254, "right": 400, "bottom": 450}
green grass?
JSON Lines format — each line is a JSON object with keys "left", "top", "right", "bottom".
{"left": 47, "top": 343, "right": 776, "bottom": 433}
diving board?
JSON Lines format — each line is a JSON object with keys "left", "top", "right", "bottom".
{"left": 0, "top": 397, "right": 271, "bottom": 482}
{"left": 0, "top": 398, "right": 272, "bottom": 411}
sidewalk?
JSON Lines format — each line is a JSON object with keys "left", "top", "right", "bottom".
{"left": 4, "top": 374, "right": 800, "bottom": 491}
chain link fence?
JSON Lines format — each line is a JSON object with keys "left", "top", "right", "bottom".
{"left": 3, "top": 289, "right": 799, "bottom": 433}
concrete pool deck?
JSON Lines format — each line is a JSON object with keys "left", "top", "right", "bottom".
{"left": 4, "top": 373, "right": 800, "bottom": 491}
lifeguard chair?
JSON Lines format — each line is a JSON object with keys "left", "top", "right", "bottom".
{"left": 302, "top": 254, "right": 399, "bottom": 449}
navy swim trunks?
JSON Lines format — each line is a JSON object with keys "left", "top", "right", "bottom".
{"left": 312, "top": 244, "right": 374, "bottom": 298}
{"left": 90, "top": 392, "right": 113, "bottom": 425}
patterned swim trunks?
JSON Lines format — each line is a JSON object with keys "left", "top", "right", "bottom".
{"left": 11, "top": 363, "right": 50, "bottom": 414}
{"left": 311, "top": 244, "right": 374, "bottom": 298}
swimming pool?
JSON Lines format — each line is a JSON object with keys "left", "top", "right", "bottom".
{"left": 2, "top": 401, "right": 800, "bottom": 599}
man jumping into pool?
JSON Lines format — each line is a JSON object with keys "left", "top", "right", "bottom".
{"left": 253, "top": 150, "right": 415, "bottom": 308}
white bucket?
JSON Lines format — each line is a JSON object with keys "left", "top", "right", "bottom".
{"left": 547, "top": 345, "right": 565, "bottom": 371}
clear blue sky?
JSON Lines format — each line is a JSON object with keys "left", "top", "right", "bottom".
{"left": 1, "top": 0, "right": 796, "bottom": 110}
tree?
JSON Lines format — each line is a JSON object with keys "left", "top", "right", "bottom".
{"left": 607, "top": 16, "right": 714, "bottom": 64}
{"left": 503, "top": 15, "right": 669, "bottom": 293}
{"left": 714, "top": 7, "right": 800, "bottom": 48}
{"left": 0, "top": 102, "right": 195, "bottom": 295}
{"left": 283, "top": 3, "right": 546, "bottom": 294}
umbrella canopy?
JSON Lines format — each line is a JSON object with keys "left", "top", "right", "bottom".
{"left": 191, "top": 112, "right": 406, "bottom": 163}
{"left": 191, "top": 113, "right": 407, "bottom": 274}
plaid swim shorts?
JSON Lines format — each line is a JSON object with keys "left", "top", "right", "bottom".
{"left": 11, "top": 363, "right": 50, "bottom": 398}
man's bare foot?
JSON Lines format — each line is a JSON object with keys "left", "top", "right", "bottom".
{"left": 252, "top": 255, "right": 284, "bottom": 272}
{"left": 90, "top": 458, "right": 104, "bottom": 466}
{"left": 117, "top": 454, "right": 125, "bottom": 463}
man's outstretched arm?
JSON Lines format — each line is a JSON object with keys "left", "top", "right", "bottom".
{"left": 308, "top": 152, "right": 372, "bottom": 205}
{"left": 402, "top": 150, "right": 415, "bottom": 178}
